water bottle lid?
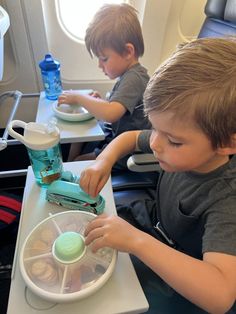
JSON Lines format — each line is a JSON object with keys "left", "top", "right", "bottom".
{"left": 24, "top": 122, "right": 60, "bottom": 150}
{"left": 39, "top": 54, "right": 60, "bottom": 71}
{"left": 7, "top": 120, "right": 60, "bottom": 150}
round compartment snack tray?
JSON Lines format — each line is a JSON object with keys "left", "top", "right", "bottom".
{"left": 20, "top": 210, "right": 117, "bottom": 303}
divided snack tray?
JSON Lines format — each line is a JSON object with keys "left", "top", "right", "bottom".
{"left": 19, "top": 211, "right": 117, "bottom": 303}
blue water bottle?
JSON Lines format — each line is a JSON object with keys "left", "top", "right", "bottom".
{"left": 39, "top": 54, "right": 62, "bottom": 100}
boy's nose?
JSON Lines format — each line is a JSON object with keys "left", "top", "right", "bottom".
{"left": 150, "top": 133, "right": 163, "bottom": 153}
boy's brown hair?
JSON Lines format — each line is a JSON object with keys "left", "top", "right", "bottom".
{"left": 144, "top": 37, "right": 236, "bottom": 149}
{"left": 85, "top": 3, "right": 144, "bottom": 58}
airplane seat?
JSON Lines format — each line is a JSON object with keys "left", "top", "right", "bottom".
{"left": 111, "top": 162, "right": 159, "bottom": 205}
{"left": 198, "top": 0, "right": 236, "bottom": 38}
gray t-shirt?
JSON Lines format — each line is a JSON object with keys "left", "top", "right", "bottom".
{"left": 108, "top": 63, "right": 150, "bottom": 136}
{"left": 138, "top": 130, "right": 236, "bottom": 259}
{"left": 94, "top": 63, "right": 150, "bottom": 169}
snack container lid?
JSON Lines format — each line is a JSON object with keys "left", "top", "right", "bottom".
{"left": 19, "top": 211, "right": 117, "bottom": 303}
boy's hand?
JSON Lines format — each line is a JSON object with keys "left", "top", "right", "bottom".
{"left": 84, "top": 214, "right": 141, "bottom": 253}
{"left": 89, "top": 90, "right": 101, "bottom": 98}
{"left": 57, "top": 91, "right": 80, "bottom": 106}
{"left": 79, "top": 159, "right": 112, "bottom": 197}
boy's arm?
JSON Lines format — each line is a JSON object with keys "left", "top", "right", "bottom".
{"left": 85, "top": 214, "right": 236, "bottom": 313}
{"left": 79, "top": 130, "right": 141, "bottom": 197}
{"left": 58, "top": 91, "right": 126, "bottom": 122}
{"left": 133, "top": 231, "right": 236, "bottom": 313}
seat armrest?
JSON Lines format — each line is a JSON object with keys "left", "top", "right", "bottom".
{"left": 111, "top": 153, "right": 159, "bottom": 191}
{"left": 127, "top": 153, "right": 160, "bottom": 172}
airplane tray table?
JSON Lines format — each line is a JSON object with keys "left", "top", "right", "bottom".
{"left": 7, "top": 161, "right": 149, "bottom": 314}
{"left": 36, "top": 91, "right": 105, "bottom": 144}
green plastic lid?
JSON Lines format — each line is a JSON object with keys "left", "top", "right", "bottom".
{"left": 53, "top": 231, "right": 85, "bottom": 263}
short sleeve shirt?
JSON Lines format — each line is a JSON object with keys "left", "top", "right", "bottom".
{"left": 108, "top": 63, "right": 151, "bottom": 136}
{"left": 138, "top": 130, "right": 236, "bottom": 259}
{"left": 93, "top": 64, "right": 151, "bottom": 169}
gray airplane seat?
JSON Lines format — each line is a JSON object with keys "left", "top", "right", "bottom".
{"left": 111, "top": 155, "right": 159, "bottom": 206}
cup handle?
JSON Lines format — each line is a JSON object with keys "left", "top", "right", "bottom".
{"left": 7, "top": 120, "right": 27, "bottom": 144}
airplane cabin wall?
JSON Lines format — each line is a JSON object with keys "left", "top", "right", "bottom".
{"left": 0, "top": 0, "right": 206, "bottom": 127}
{"left": 0, "top": 0, "right": 40, "bottom": 127}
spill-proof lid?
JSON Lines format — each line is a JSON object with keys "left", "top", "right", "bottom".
{"left": 19, "top": 211, "right": 117, "bottom": 303}
{"left": 7, "top": 120, "right": 60, "bottom": 150}
{"left": 39, "top": 54, "right": 60, "bottom": 71}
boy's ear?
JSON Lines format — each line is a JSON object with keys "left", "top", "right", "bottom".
{"left": 231, "top": 133, "right": 236, "bottom": 151}
{"left": 217, "top": 134, "right": 236, "bottom": 155}
{"left": 124, "top": 43, "right": 135, "bottom": 58}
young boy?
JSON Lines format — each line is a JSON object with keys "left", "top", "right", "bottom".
{"left": 58, "top": 3, "right": 150, "bottom": 169}
{"left": 79, "top": 37, "right": 236, "bottom": 313}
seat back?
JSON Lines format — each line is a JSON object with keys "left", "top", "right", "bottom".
{"left": 198, "top": 0, "right": 236, "bottom": 38}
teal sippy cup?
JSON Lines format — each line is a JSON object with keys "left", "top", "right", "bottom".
{"left": 7, "top": 120, "right": 63, "bottom": 186}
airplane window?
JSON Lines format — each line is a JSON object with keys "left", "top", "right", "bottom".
{"left": 57, "top": 0, "right": 126, "bottom": 42}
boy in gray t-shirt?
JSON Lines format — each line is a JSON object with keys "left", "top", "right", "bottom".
{"left": 58, "top": 4, "right": 150, "bottom": 169}
{"left": 79, "top": 38, "right": 236, "bottom": 313}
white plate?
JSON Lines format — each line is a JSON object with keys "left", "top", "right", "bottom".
{"left": 52, "top": 101, "right": 93, "bottom": 122}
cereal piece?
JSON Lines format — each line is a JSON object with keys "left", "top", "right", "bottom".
{"left": 40, "top": 228, "right": 56, "bottom": 246}
{"left": 31, "top": 260, "right": 47, "bottom": 277}
{"left": 31, "top": 239, "right": 49, "bottom": 254}
{"left": 30, "top": 260, "right": 58, "bottom": 286}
